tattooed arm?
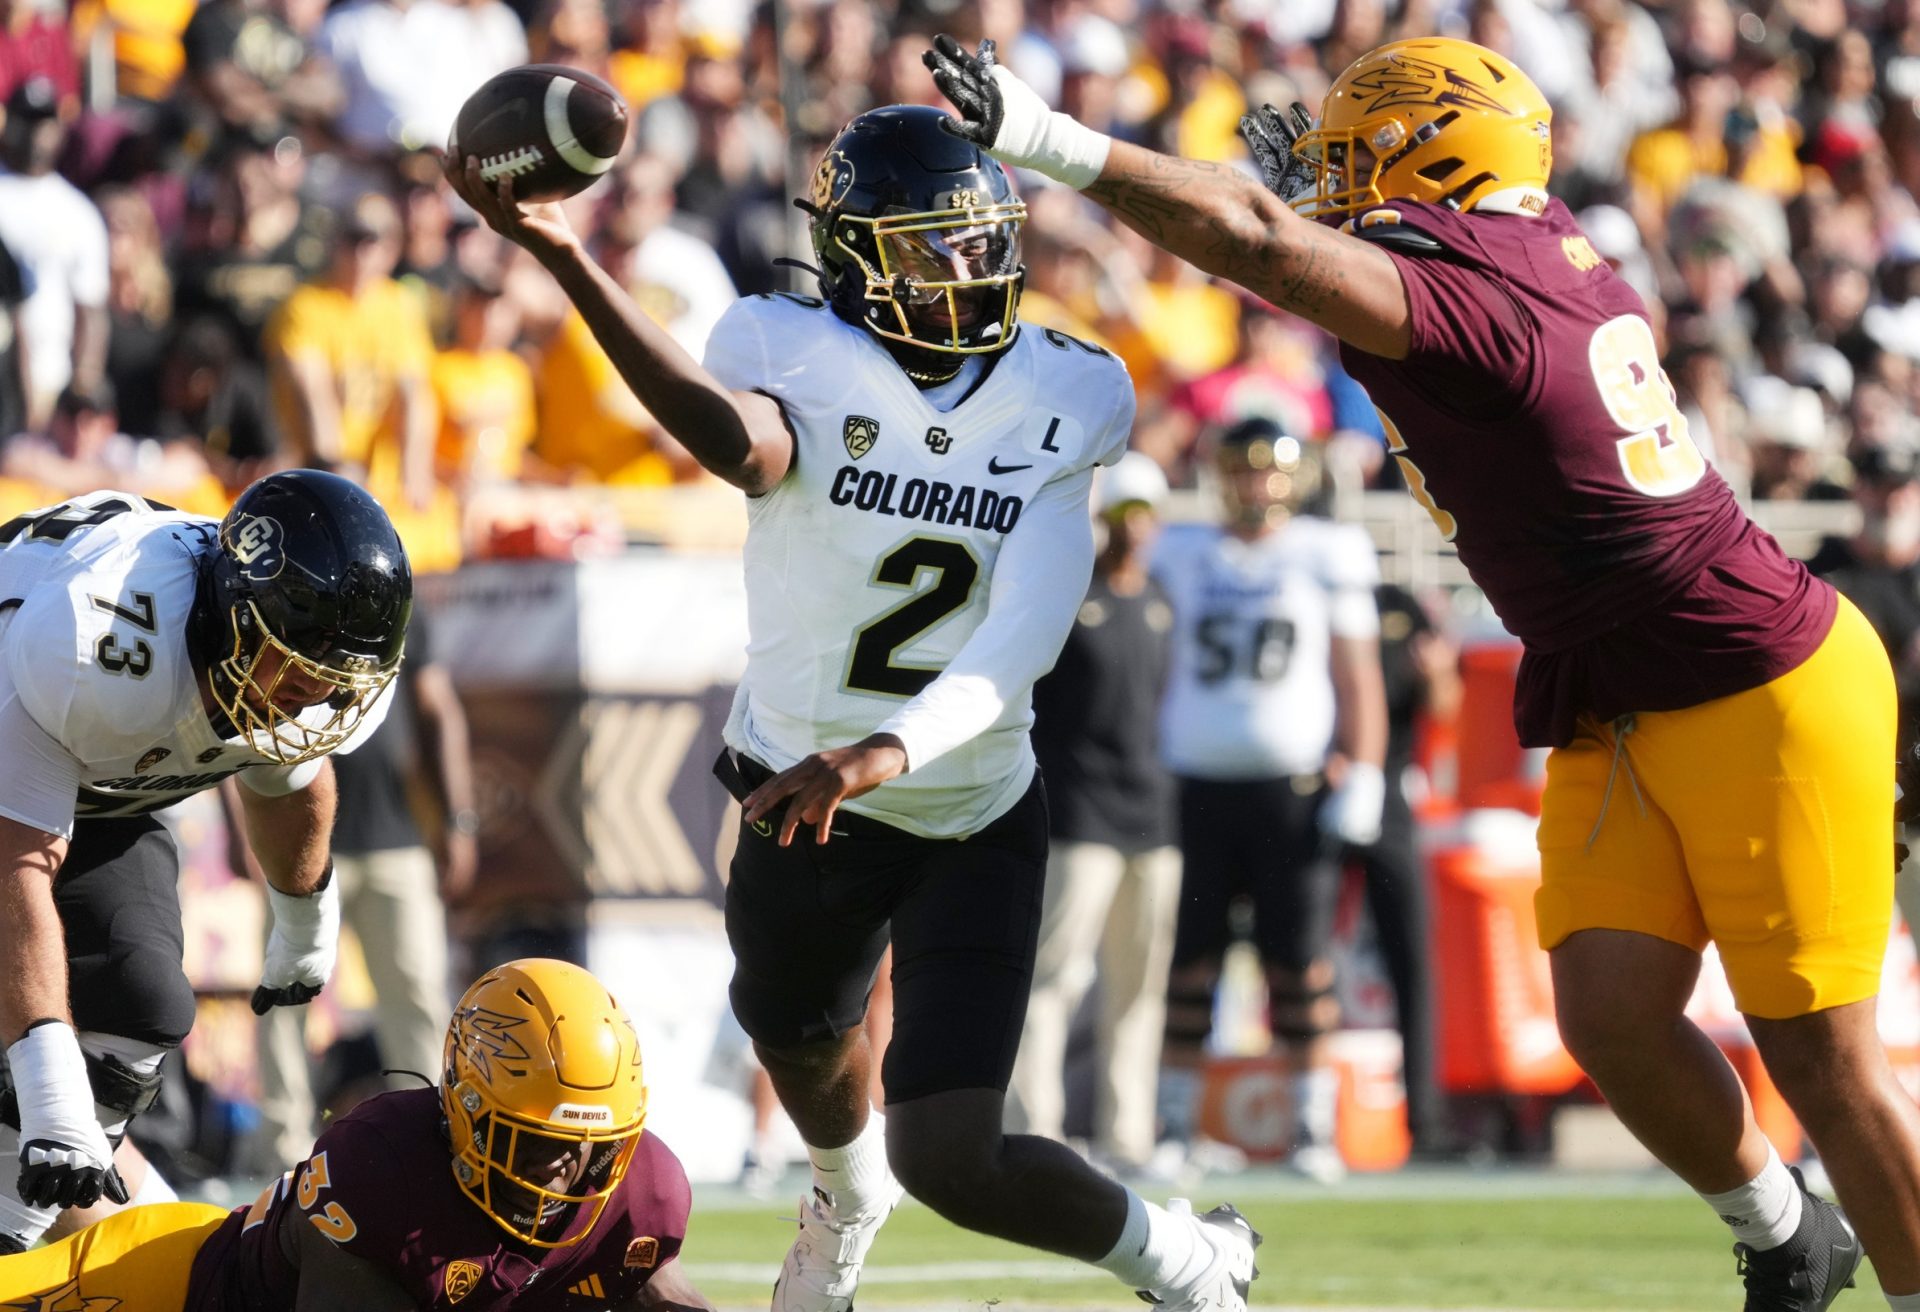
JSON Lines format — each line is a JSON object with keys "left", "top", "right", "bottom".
{"left": 1083, "top": 141, "right": 1410, "bottom": 358}
{"left": 924, "top": 34, "right": 1411, "bottom": 358}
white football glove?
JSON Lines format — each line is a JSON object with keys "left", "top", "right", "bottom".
{"left": 1319, "top": 762, "right": 1386, "bottom": 848}
{"left": 253, "top": 865, "right": 340, "bottom": 1016}
{"left": 7, "top": 1021, "right": 126, "bottom": 1209}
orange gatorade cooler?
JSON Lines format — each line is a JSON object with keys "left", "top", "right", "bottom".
{"left": 1455, "top": 639, "right": 1544, "bottom": 816}
{"left": 1194, "top": 1033, "right": 1412, "bottom": 1171}
{"left": 1431, "top": 812, "right": 1585, "bottom": 1096}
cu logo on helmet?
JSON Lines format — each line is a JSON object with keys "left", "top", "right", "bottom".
{"left": 228, "top": 514, "right": 285, "bottom": 580}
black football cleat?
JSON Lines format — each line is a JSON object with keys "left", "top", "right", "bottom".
{"left": 1734, "top": 1169, "right": 1861, "bottom": 1312}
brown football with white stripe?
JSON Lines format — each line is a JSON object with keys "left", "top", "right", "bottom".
{"left": 450, "top": 64, "right": 628, "bottom": 202}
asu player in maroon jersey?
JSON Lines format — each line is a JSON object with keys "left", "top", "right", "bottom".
{"left": 928, "top": 31, "right": 1920, "bottom": 1312}
{"left": 0, "top": 959, "right": 714, "bottom": 1311}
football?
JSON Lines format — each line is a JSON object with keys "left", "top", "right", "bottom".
{"left": 449, "top": 64, "right": 628, "bottom": 203}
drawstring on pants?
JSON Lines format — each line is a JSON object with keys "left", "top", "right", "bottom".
{"left": 1585, "top": 713, "right": 1646, "bottom": 850}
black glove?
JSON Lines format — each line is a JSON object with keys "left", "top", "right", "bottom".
{"left": 1238, "top": 101, "right": 1319, "bottom": 203}
{"left": 250, "top": 978, "right": 323, "bottom": 1016}
{"left": 17, "top": 1139, "right": 129, "bottom": 1209}
{"left": 923, "top": 34, "right": 1003, "bottom": 148}
{"left": 7, "top": 1021, "right": 130, "bottom": 1211}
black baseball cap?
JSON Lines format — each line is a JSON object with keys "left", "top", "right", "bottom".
{"left": 5, "top": 77, "right": 59, "bottom": 122}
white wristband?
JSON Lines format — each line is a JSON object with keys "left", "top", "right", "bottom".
{"left": 261, "top": 876, "right": 341, "bottom": 990}
{"left": 987, "top": 66, "right": 1112, "bottom": 190}
{"left": 7, "top": 1022, "right": 100, "bottom": 1145}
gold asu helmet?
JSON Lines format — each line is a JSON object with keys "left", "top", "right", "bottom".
{"left": 1290, "top": 37, "right": 1552, "bottom": 225}
{"left": 442, "top": 959, "right": 648, "bottom": 1247}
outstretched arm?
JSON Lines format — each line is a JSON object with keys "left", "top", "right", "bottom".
{"left": 1083, "top": 142, "right": 1410, "bottom": 358}
{"left": 443, "top": 159, "right": 793, "bottom": 494}
{"left": 924, "top": 36, "right": 1412, "bottom": 359}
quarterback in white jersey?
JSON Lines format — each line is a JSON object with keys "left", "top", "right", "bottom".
{"left": 1152, "top": 418, "right": 1387, "bottom": 1187}
{"left": 704, "top": 290, "right": 1128, "bottom": 837}
{"left": 0, "top": 472, "right": 409, "bottom": 1252}
{"left": 450, "top": 102, "right": 1261, "bottom": 1312}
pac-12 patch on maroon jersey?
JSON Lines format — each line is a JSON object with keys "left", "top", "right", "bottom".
{"left": 445, "top": 1260, "right": 484, "bottom": 1303}
{"left": 624, "top": 1237, "right": 659, "bottom": 1269}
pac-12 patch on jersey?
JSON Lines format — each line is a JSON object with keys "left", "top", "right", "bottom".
{"left": 445, "top": 1259, "right": 484, "bottom": 1303}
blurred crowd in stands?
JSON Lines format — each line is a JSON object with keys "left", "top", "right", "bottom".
{"left": 7, "top": 0, "right": 1920, "bottom": 569}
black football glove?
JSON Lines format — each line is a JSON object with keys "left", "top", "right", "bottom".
{"left": 923, "top": 34, "right": 1003, "bottom": 148}
{"left": 18, "top": 1138, "right": 130, "bottom": 1209}
{"left": 250, "top": 979, "right": 324, "bottom": 1016}
{"left": 8, "top": 1022, "right": 129, "bottom": 1210}
{"left": 1239, "top": 101, "right": 1319, "bottom": 204}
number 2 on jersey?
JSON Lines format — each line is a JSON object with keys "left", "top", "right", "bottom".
{"left": 846, "top": 537, "right": 981, "bottom": 698}
{"left": 295, "top": 1151, "right": 360, "bottom": 1244}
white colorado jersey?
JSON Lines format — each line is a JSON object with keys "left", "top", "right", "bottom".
{"left": 0, "top": 492, "right": 347, "bottom": 837}
{"left": 1155, "top": 516, "right": 1380, "bottom": 779}
{"left": 704, "top": 293, "right": 1134, "bottom": 837}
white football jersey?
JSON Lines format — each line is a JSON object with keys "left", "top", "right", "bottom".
{"left": 704, "top": 293, "right": 1134, "bottom": 837}
{"left": 0, "top": 492, "right": 352, "bottom": 838}
{"left": 1155, "top": 516, "right": 1380, "bottom": 779}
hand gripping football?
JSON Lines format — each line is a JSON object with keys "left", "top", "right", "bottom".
{"left": 450, "top": 64, "right": 628, "bottom": 202}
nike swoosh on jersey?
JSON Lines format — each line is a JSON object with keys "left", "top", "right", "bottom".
{"left": 987, "top": 458, "right": 1032, "bottom": 474}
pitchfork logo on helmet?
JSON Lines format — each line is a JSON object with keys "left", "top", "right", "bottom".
{"left": 1291, "top": 37, "right": 1552, "bottom": 224}
{"left": 1345, "top": 55, "right": 1515, "bottom": 116}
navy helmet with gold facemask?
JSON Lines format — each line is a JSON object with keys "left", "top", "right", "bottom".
{"left": 807, "top": 105, "right": 1027, "bottom": 368}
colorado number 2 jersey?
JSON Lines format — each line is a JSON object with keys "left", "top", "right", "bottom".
{"left": 0, "top": 491, "right": 327, "bottom": 837}
{"left": 1155, "top": 516, "right": 1380, "bottom": 779}
{"left": 704, "top": 292, "right": 1134, "bottom": 836}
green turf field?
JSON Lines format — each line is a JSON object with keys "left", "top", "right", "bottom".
{"left": 678, "top": 1169, "right": 1881, "bottom": 1311}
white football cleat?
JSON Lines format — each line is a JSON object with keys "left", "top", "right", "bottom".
{"left": 770, "top": 1176, "right": 907, "bottom": 1312}
{"left": 1138, "top": 1199, "right": 1263, "bottom": 1312}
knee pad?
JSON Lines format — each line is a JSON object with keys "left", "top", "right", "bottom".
{"left": 1268, "top": 963, "right": 1340, "bottom": 1042}
{"left": 108, "top": 946, "right": 197, "bottom": 1049}
{"left": 0, "top": 1043, "right": 166, "bottom": 1135}
{"left": 1163, "top": 972, "right": 1217, "bottom": 1055}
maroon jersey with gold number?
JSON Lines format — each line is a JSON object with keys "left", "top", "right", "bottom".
{"left": 184, "top": 1088, "right": 692, "bottom": 1310}
{"left": 1337, "top": 197, "right": 1834, "bottom": 747}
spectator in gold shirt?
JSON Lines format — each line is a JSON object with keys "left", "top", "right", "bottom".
{"left": 265, "top": 191, "right": 435, "bottom": 508}
{"left": 430, "top": 272, "right": 539, "bottom": 492}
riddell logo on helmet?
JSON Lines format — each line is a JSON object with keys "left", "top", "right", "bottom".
{"left": 553, "top": 1103, "right": 614, "bottom": 1124}
{"left": 228, "top": 514, "right": 285, "bottom": 580}
{"left": 1349, "top": 55, "right": 1511, "bottom": 115}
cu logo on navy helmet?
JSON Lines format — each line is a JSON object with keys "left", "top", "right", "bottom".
{"left": 227, "top": 514, "right": 285, "bottom": 580}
